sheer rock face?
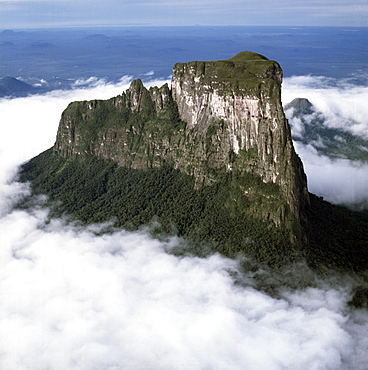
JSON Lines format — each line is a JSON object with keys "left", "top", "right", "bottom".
{"left": 54, "top": 52, "right": 309, "bottom": 241}
{"left": 171, "top": 52, "right": 309, "bottom": 225}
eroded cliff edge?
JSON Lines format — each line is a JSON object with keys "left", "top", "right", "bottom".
{"left": 54, "top": 52, "right": 309, "bottom": 244}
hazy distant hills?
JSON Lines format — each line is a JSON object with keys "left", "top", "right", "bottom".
{"left": 30, "top": 42, "right": 56, "bottom": 49}
{"left": 0, "top": 41, "right": 15, "bottom": 47}
{"left": 0, "top": 76, "right": 37, "bottom": 97}
{"left": 285, "top": 98, "right": 368, "bottom": 162}
{"left": 1, "top": 26, "right": 367, "bottom": 90}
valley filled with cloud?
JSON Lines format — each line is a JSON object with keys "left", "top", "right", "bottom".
{"left": 283, "top": 75, "right": 368, "bottom": 208}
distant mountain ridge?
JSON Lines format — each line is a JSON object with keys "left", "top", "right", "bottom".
{"left": 0, "top": 76, "right": 35, "bottom": 97}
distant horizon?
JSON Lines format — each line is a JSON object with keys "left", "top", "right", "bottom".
{"left": 0, "top": 0, "right": 366, "bottom": 30}
{"left": 1, "top": 26, "right": 367, "bottom": 83}
{"left": 2, "top": 24, "right": 368, "bottom": 32}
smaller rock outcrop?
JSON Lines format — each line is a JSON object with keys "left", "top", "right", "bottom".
{"left": 284, "top": 98, "right": 314, "bottom": 115}
{"left": 55, "top": 79, "right": 186, "bottom": 169}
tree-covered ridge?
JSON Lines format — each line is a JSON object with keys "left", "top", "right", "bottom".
{"left": 19, "top": 148, "right": 368, "bottom": 272}
{"left": 20, "top": 149, "right": 296, "bottom": 266}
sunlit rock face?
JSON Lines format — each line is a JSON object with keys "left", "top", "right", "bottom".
{"left": 54, "top": 52, "right": 309, "bottom": 242}
{"left": 171, "top": 52, "right": 309, "bottom": 226}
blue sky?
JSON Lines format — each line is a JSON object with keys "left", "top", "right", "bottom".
{"left": 0, "top": 0, "right": 367, "bottom": 29}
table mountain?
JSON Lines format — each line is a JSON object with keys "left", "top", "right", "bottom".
{"left": 23, "top": 52, "right": 368, "bottom": 270}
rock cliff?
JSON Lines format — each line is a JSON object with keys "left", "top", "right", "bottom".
{"left": 171, "top": 52, "right": 309, "bottom": 226}
{"left": 54, "top": 51, "right": 309, "bottom": 243}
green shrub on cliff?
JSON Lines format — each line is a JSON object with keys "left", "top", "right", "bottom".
{"left": 20, "top": 148, "right": 368, "bottom": 272}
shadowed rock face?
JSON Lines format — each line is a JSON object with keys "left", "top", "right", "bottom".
{"left": 54, "top": 52, "right": 309, "bottom": 242}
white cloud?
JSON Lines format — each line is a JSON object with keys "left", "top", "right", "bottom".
{"left": 282, "top": 76, "right": 368, "bottom": 139}
{"left": 73, "top": 76, "right": 108, "bottom": 87}
{"left": 1, "top": 202, "right": 368, "bottom": 369}
{"left": 282, "top": 75, "right": 368, "bottom": 208}
{"left": 295, "top": 142, "right": 368, "bottom": 208}
{"left": 284, "top": 108, "right": 305, "bottom": 138}
{"left": 143, "top": 70, "right": 155, "bottom": 76}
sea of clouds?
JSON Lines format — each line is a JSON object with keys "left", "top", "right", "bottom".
{"left": 1, "top": 76, "right": 368, "bottom": 369}
{"left": 283, "top": 75, "right": 368, "bottom": 208}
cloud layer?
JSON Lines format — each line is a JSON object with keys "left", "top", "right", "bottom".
{"left": 282, "top": 75, "right": 368, "bottom": 208}
{"left": 2, "top": 206, "right": 368, "bottom": 369}
{"left": 283, "top": 76, "right": 368, "bottom": 139}
{"left": 0, "top": 78, "right": 368, "bottom": 369}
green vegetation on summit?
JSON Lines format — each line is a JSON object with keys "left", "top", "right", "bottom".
{"left": 173, "top": 51, "right": 282, "bottom": 96}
